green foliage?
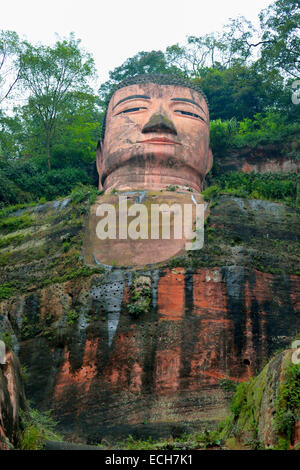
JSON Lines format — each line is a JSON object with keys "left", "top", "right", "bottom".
{"left": 193, "top": 430, "right": 221, "bottom": 448}
{"left": 19, "top": 34, "right": 96, "bottom": 169}
{"left": 20, "top": 313, "right": 42, "bottom": 339}
{"left": 66, "top": 309, "right": 79, "bottom": 325}
{"left": 41, "top": 264, "right": 104, "bottom": 287}
{"left": 217, "top": 357, "right": 300, "bottom": 450}
{"left": 0, "top": 282, "right": 15, "bottom": 300}
{"left": 233, "top": 111, "right": 300, "bottom": 148}
{"left": 116, "top": 429, "right": 223, "bottom": 450}
{"left": 258, "top": 0, "right": 300, "bottom": 78}
{"left": 210, "top": 119, "right": 238, "bottom": 156}
{"left": 127, "top": 282, "right": 152, "bottom": 319}
{"left": 274, "top": 364, "right": 300, "bottom": 445}
{"left": 20, "top": 365, "right": 28, "bottom": 383}
{"left": 0, "top": 332, "right": 13, "bottom": 349}
{"left": 98, "top": 50, "right": 183, "bottom": 104}
{"left": 0, "top": 233, "right": 25, "bottom": 248}
{"left": 230, "top": 382, "right": 249, "bottom": 418}
{"left": 0, "top": 157, "right": 94, "bottom": 206}
{"left": 63, "top": 241, "right": 70, "bottom": 253}
{"left": 127, "top": 298, "right": 150, "bottom": 318}
{"left": 202, "top": 185, "right": 220, "bottom": 201}
{"left": 210, "top": 112, "right": 300, "bottom": 158}
{"left": 0, "top": 213, "right": 34, "bottom": 233}
{"left": 0, "top": 30, "right": 21, "bottom": 105}
{"left": 211, "top": 172, "right": 299, "bottom": 206}
{"left": 120, "top": 435, "right": 164, "bottom": 451}
{"left": 20, "top": 408, "right": 61, "bottom": 450}
{"left": 70, "top": 183, "right": 98, "bottom": 204}
{"left": 166, "top": 185, "right": 177, "bottom": 192}
{"left": 196, "top": 65, "right": 284, "bottom": 122}
{"left": 219, "top": 378, "right": 238, "bottom": 393}
{"left": 0, "top": 2, "right": 298, "bottom": 211}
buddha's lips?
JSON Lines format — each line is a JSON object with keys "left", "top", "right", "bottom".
{"left": 137, "top": 137, "right": 180, "bottom": 145}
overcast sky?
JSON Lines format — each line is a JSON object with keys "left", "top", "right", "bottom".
{"left": 1, "top": 0, "right": 272, "bottom": 86}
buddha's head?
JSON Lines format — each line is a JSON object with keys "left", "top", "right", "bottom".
{"left": 96, "top": 74, "right": 213, "bottom": 192}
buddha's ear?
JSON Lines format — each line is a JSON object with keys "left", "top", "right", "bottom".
{"left": 96, "top": 140, "right": 103, "bottom": 190}
{"left": 205, "top": 148, "right": 213, "bottom": 175}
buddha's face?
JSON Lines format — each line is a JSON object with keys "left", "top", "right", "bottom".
{"left": 97, "top": 82, "right": 212, "bottom": 192}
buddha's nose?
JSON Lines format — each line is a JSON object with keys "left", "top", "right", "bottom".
{"left": 142, "top": 112, "right": 177, "bottom": 135}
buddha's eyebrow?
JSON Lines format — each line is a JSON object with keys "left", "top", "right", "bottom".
{"left": 113, "top": 95, "right": 151, "bottom": 110}
{"left": 171, "top": 98, "right": 207, "bottom": 114}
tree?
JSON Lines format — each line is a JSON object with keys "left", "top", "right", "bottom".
{"left": 259, "top": 0, "right": 300, "bottom": 78}
{"left": 98, "top": 50, "right": 183, "bottom": 105}
{"left": 50, "top": 91, "right": 102, "bottom": 169}
{"left": 19, "top": 34, "right": 96, "bottom": 169}
{"left": 0, "top": 30, "right": 22, "bottom": 107}
{"left": 0, "top": 110, "right": 24, "bottom": 157}
{"left": 192, "top": 63, "right": 287, "bottom": 121}
{"left": 165, "top": 19, "right": 256, "bottom": 78}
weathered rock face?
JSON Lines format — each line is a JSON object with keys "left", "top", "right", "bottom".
{"left": 216, "top": 145, "right": 300, "bottom": 174}
{"left": 0, "top": 351, "right": 27, "bottom": 449}
{"left": 222, "top": 349, "right": 300, "bottom": 450}
{"left": 0, "top": 193, "right": 299, "bottom": 443}
{"left": 84, "top": 191, "right": 208, "bottom": 267}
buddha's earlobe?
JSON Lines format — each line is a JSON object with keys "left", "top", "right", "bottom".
{"left": 96, "top": 140, "right": 104, "bottom": 190}
{"left": 205, "top": 148, "right": 213, "bottom": 175}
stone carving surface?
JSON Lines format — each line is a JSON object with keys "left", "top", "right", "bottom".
{"left": 96, "top": 74, "right": 212, "bottom": 192}
{"left": 84, "top": 75, "right": 212, "bottom": 267}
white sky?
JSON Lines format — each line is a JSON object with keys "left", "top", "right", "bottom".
{"left": 1, "top": 0, "right": 272, "bottom": 87}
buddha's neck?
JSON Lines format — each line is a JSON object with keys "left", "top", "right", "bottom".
{"left": 102, "top": 165, "right": 203, "bottom": 193}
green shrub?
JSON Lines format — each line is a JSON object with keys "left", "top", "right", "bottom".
{"left": 166, "top": 185, "right": 177, "bottom": 192}
{"left": 127, "top": 299, "right": 149, "bottom": 318}
{"left": 219, "top": 378, "right": 238, "bottom": 393}
{"left": 0, "top": 203, "right": 35, "bottom": 219}
{"left": 202, "top": 185, "right": 220, "bottom": 201}
{"left": 212, "top": 172, "right": 298, "bottom": 206}
{"left": 120, "top": 435, "right": 166, "bottom": 450}
{"left": 63, "top": 241, "right": 70, "bottom": 253}
{"left": 210, "top": 112, "right": 300, "bottom": 159}
{"left": 232, "top": 112, "right": 300, "bottom": 149}
{"left": 127, "top": 282, "right": 152, "bottom": 319}
{"left": 66, "top": 310, "right": 79, "bottom": 325}
{"left": 0, "top": 213, "right": 35, "bottom": 233}
{"left": 0, "top": 332, "right": 13, "bottom": 350}
{"left": 70, "top": 183, "right": 98, "bottom": 204}
{"left": 20, "top": 408, "right": 62, "bottom": 450}
{"left": 0, "top": 157, "right": 95, "bottom": 207}
{"left": 210, "top": 118, "right": 238, "bottom": 157}
{"left": 42, "top": 264, "right": 103, "bottom": 287}
{"left": 0, "top": 283, "right": 15, "bottom": 300}
{"left": 0, "top": 233, "right": 25, "bottom": 248}
{"left": 230, "top": 382, "right": 249, "bottom": 418}
{"left": 274, "top": 364, "right": 300, "bottom": 444}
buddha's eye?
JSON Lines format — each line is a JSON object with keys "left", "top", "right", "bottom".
{"left": 175, "top": 110, "right": 204, "bottom": 121}
{"left": 116, "top": 107, "right": 147, "bottom": 115}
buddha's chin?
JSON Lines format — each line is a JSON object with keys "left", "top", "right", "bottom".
{"left": 102, "top": 159, "right": 202, "bottom": 193}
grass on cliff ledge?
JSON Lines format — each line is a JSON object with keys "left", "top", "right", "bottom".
{"left": 217, "top": 353, "right": 300, "bottom": 450}
{"left": 102, "top": 430, "right": 223, "bottom": 450}
{"left": 204, "top": 172, "right": 299, "bottom": 208}
{"left": 273, "top": 363, "right": 300, "bottom": 449}
{"left": 19, "top": 408, "right": 62, "bottom": 450}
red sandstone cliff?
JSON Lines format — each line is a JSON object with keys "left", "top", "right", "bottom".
{"left": 0, "top": 193, "right": 298, "bottom": 446}
{"left": 0, "top": 351, "right": 27, "bottom": 449}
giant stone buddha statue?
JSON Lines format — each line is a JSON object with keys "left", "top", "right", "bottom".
{"left": 84, "top": 75, "right": 213, "bottom": 267}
